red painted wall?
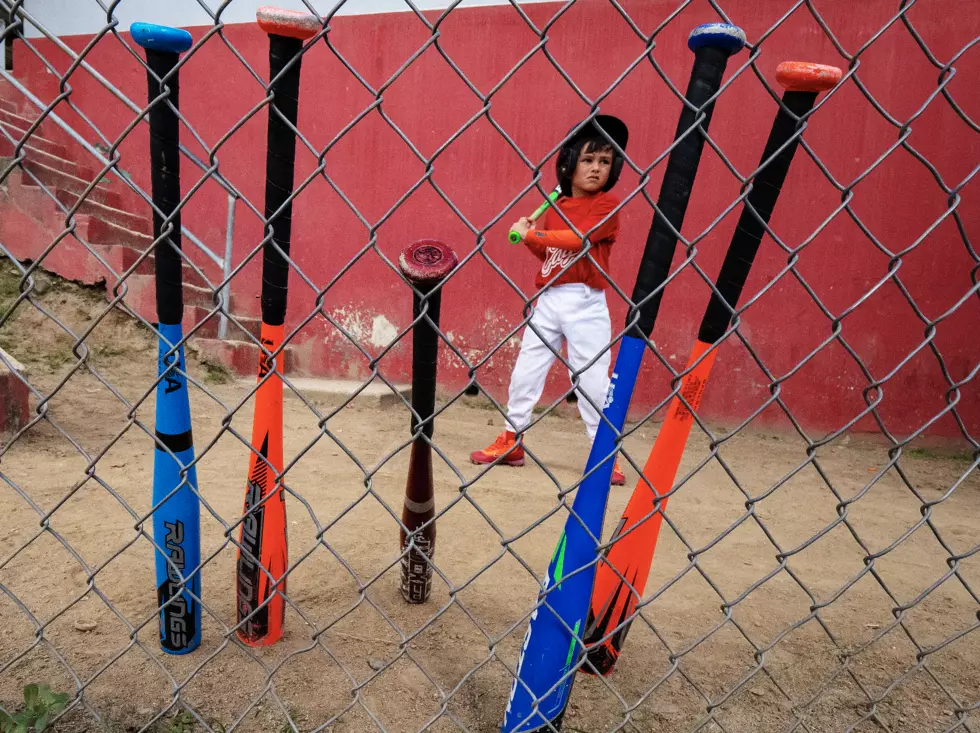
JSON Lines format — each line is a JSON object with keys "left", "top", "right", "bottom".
{"left": 9, "top": 0, "right": 980, "bottom": 438}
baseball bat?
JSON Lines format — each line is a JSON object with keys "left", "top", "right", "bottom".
{"left": 131, "top": 22, "right": 201, "bottom": 655}
{"left": 584, "top": 61, "right": 843, "bottom": 675}
{"left": 397, "top": 239, "right": 458, "bottom": 603}
{"left": 235, "top": 6, "right": 318, "bottom": 647}
{"left": 501, "top": 23, "right": 746, "bottom": 733}
{"left": 509, "top": 187, "right": 561, "bottom": 243}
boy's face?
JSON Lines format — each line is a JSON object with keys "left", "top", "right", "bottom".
{"left": 571, "top": 143, "right": 614, "bottom": 196}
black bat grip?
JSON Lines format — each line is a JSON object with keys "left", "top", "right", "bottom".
{"left": 698, "top": 89, "right": 818, "bottom": 344}
{"left": 627, "top": 45, "right": 735, "bottom": 339}
{"left": 410, "top": 288, "right": 442, "bottom": 440}
{"left": 261, "top": 34, "right": 305, "bottom": 327}
{"left": 144, "top": 49, "right": 184, "bottom": 327}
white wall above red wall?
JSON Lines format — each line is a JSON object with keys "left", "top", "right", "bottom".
{"left": 20, "top": 0, "right": 554, "bottom": 38}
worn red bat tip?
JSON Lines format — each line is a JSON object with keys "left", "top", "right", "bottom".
{"left": 256, "top": 6, "right": 321, "bottom": 39}
{"left": 776, "top": 62, "right": 843, "bottom": 92}
{"left": 398, "top": 239, "right": 458, "bottom": 286}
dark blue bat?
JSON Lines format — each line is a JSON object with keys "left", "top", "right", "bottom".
{"left": 501, "top": 22, "right": 746, "bottom": 732}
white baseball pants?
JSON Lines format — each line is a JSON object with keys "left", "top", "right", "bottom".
{"left": 506, "top": 283, "right": 612, "bottom": 440}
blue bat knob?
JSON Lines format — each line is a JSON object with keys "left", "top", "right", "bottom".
{"left": 131, "top": 23, "right": 193, "bottom": 54}
{"left": 688, "top": 22, "right": 746, "bottom": 54}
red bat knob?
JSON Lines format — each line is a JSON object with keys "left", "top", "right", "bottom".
{"left": 776, "top": 61, "right": 843, "bottom": 92}
{"left": 398, "top": 239, "right": 459, "bottom": 287}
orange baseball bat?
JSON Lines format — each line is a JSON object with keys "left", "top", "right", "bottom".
{"left": 584, "top": 61, "right": 843, "bottom": 675}
{"left": 235, "top": 6, "right": 319, "bottom": 647}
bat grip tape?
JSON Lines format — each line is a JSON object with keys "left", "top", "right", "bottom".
{"left": 698, "top": 89, "right": 818, "bottom": 344}
{"left": 144, "top": 49, "right": 184, "bottom": 327}
{"left": 261, "top": 34, "right": 305, "bottom": 327}
{"left": 627, "top": 45, "right": 734, "bottom": 340}
{"left": 410, "top": 288, "right": 442, "bottom": 440}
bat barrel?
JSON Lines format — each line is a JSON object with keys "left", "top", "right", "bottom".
{"left": 698, "top": 61, "right": 841, "bottom": 344}
{"left": 397, "top": 239, "right": 457, "bottom": 604}
{"left": 626, "top": 23, "right": 745, "bottom": 340}
{"left": 257, "top": 7, "right": 318, "bottom": 327}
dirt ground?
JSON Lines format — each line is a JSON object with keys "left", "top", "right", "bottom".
{"left": 0, "top": 266, "right": 977, "bottom": 733}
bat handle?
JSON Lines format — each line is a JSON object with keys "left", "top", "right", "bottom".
{"left": 625, "top": 23, "right": 745, "bottom": 340}
{"left": 132, "top": 23, "right": 193, "bottom": 326}
{"left": 255, "top": 7, "right": 319, "bottom": 327}
{"left": 697, "top": 61, "right": 841, "bottom": 345}
{"left": 508, "top": 188, "right": 560, "bottom": 243}
{"left": 410, "top": 286, "right": 441, "bottom": 437}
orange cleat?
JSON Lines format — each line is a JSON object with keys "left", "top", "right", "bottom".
{"left": 612, "top": 459, "right": 626, "bottom": 486}
{"left": 470, "top": 431, "right": 525, "bottom": 467}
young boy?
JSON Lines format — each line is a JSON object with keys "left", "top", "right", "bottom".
{"left": 471, "top": 115, "right": 629, "bottom": 486}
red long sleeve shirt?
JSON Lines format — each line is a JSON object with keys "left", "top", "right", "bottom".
{"left": 522, "top": 191, "right": 620, "bottom": 291}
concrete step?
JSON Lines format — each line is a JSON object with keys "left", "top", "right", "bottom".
{"left": 0, "top": 164, "right": 133, "bottom": 235}
{"left": 54, "top": 184, "right": 130, "bottom": 218}
{"left": 97, "top": 244, "right": 155, "bottom": 280}
{"left": 14, "top": 139, "right": 87, "bottom": 178}
{"left": 190, "top": 338, "right": 301, "bottom": 377}
{"left": 279, "top": 377, "right": 411, "bottom": 409}
{"left": 17, "top": 160, "right": 121, "bottom": 207}
{"left": 112, "top": 249, "right": 214, "bottom": 290}
{"left": 1, "top": 118, "right": 139, "bottom": 206}
{"left": 0, "top": 164, "right": 68, "bottom": 225}
{"left": 221, "top": 314, "right": 263, "bottom": 341}
{"left": 112, "top": 297, "right": 221, "bottom": 339}
{"left": 0, "top": 120, "right": 69, "bottom": 158}
{"left": 0, "top": 347, "right": 30, "bottom": 438}
{"left": 115, "top": 272, "right": 222, "bottom": 315}
{"left": 0, "top": 138, "right": 86, "bottom": 177}
{"left": 0, "top": 108, "right": 51, "bottom": 138}
{"left": 221, "top": 289, "right": 261, "bottom": 319}
{"left": 53, "top": 188, "right": 151, "bottom": 234}
{"left": 82, "top": 214, "right": 152, "bottom": 249}
{"left": 0, "top": 98, "right": 19, "bottom": 115}
{"left": 184, "top": 307, "right": 223, "bottom": 339}
{"left": 0, "top": 136, "right": 74, "bottom": 167}
{"left": 79, "top": 217, "right": 219, "bottom": 290}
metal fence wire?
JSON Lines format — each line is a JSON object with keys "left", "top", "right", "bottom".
{"left": 0, "top": 0, "right": 978, "bottom": 732}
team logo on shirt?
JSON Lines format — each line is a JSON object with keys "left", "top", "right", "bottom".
{"left": 541, "top": 247, "right": 576, "bottom": 277}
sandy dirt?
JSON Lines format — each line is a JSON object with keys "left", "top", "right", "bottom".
{"left": 0, "top": 267, "right": 977, "bottom": 733}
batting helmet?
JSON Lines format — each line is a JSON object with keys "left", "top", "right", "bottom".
{"left": 555, "top": 114, "right": 629, "bottom": 197}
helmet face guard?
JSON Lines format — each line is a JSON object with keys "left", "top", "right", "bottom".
{"left": 556, "top": 114, "right": 629, "bottom": 197}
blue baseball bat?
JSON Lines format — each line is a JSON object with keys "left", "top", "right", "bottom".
{"left": 501, "top": 22, "right": 746, "bottom": 732}
{"left": 132, "top": 22, "right": 201, "bottom": 655}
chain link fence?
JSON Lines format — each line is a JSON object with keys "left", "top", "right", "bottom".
{"left": 0, "top": 0, "right": 978, "bottom": 731}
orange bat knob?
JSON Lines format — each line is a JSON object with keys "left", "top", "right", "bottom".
{"left": 776, "top": 61, "right": 842, "bottom": 92}
{"left": 256, "top": 6, "right": 321, "bottom": 39}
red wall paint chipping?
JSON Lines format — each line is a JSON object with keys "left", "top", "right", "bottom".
{"left": 8, "top": 0, "right": 979, "bottom": 439}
